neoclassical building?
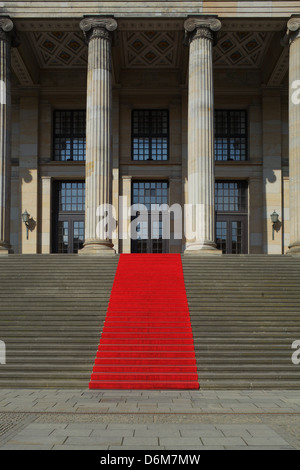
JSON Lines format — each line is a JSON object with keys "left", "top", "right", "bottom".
{"left": 1, "top": 1, "right": 300, "bottom": 256}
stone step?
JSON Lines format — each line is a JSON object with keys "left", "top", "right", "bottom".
{"left": 1, "top": 254, "right": 300, "bottom": 389}
{"left": 0, "top": 315, "right": 299, "bottom": 322}
{"left": 4, "top": 344, "right": 99, "bottom": 351}
{"left": 182, "top": 255, "right": 300, "bottom": 389}
{"left": 193, "top": 380, "right": 300, "bottom": 389}
{"left": 3, "top": 354, "right": 292, "bottom": 364}
{"left": 0, "top": 255, "right": 118, "bottom": 388}
{"left": 0, "top": 379, "right": 92, "bottom": 388}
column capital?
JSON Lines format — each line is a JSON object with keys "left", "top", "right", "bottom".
{"left": 80, "top": 16, "right": 117, "bottom": 43}
{"left": 0, "top": 17, "right": 14, "bottom": 43}
{"left": 281, "top": 16, "right": 300, "bottom": 46}
{"left": 184, "top": 16, "right": 221, "bottom": 44}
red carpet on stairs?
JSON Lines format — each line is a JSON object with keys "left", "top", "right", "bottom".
{"left": 89, "top": 254, "right": 199, "bottom": 389}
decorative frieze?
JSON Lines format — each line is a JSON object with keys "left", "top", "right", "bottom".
{"left": 267, "top": 47, "right": 289, "bottom": 87}
{"left": 11, "top": 48, "right": 34, "bottom": 86}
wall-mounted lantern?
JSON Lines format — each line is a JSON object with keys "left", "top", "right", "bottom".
{"left": 22, "top": 210, "right": 30, "bottom": 240}
{"left": 270, "top": 210, "right": 279, "bottom": 240}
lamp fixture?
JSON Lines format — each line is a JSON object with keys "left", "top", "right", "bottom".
{"left": 22, "top": 210, "right": 30, "bottom": 240}
{"left": 270, "top": 210, "right": 279, "bottom": 240}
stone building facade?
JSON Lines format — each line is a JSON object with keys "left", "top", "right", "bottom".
{"left": 1, "top": 1, "right": 300, "bottom": 256}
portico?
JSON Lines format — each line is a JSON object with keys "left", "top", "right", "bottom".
{"left": 0, "top": 7, "right": 299, "bottom": 255}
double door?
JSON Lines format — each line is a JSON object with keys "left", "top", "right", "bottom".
{"left": 56, "top": 216, "right": 85, "bottom": 254}
{"left": 52, "top": 181, "right": 85, "bottom": 254}
{"left": 131, "top": 181, "right": 169, "bottom": 254}
{"left": 216, "top": 215, "right": 248, "bottom": 254}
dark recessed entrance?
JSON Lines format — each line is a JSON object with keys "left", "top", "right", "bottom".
{"left": 52, "top": 181, "right": 85, "bottom": 253}
{"left": 131, "top": 180, "right": 169, "bottom": 253}
{"left": 215, "top": 180, "right": 248, "bottom": 254}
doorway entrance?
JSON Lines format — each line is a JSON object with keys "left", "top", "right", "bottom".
{"left": 216, "top": 215, "right": 248, "bottom": 254}
{"left": 215, "top": 181, "right": 248, "bottom": 254}
{"left": 131, "top": 180, "right": 169, "bottom": 253}
{"left": 52, "top": 181, "right": 85, "bottom": 253}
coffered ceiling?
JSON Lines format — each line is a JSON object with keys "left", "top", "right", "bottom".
{"left": 24, "top": 29, "right": 274, "bottom": 70}
{"left": 11, "top": 19, "right": 288, "bottom": 86}
{"left": 28, "top": 30, "right": 88, "bottom": 68}
{"left": 120, "top": 30, "right": 182, "bottom": 68}
{"left": 213, "top": 31, "right": 273, "bottom": 68}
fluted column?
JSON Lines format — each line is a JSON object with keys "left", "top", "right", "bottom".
{"left": 183, "top": 17, "right": 222, "bottom": 254}
{"left": 285, "top": 18, "right": 300, "bottom": 255}
{"left": 79, "top": 17, "right": 117, "bottom": 254}
{"left": 0, "top": 18, "right": 14, "bottom": 254}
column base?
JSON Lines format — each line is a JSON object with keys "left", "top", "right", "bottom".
{"left": 0, "top": 242, "right": 13, "bottom": 255}
{"left": 78, "top": 240, "right": 116, "bottom": 256}
{"left": 287, "top": 243, "right": 300, "bottom": 257}
{"left": 184, "top": 242, "right": 222, "bottom": 256}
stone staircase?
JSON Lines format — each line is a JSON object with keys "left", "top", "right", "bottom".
{"left": 0, "top": 254, "right": 300, "bottom": 389}
{"left": 182, "top": 255, "right": 300, "bottom": 389}
{"left": 0, "top": 255, "right": 118, "bottom": 388}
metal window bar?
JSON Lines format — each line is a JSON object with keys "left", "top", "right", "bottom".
{"left": 132, "top": 110, "right": 169, "bottom": 161}
{"left": 214, "top": 110, "right": 248, "bottom": 161}
{"left": 215, "top": 181, "right": 248, "bottom": 213}
{"left": 53, "top": 110, "right": 86, "bottom": 161}
{"left": 58, "top": 181, "right": 85, "bottom": 213}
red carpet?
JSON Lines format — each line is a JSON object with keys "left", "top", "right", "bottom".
{"left": 89, "top": 254, "right": 199, "bottom": 389}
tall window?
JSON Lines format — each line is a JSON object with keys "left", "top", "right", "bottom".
{"left": 132, "top": 110, "right": 169, "bottom": 161}
{"left": 53, "top": 110, "right": 86, "bottom": 161}
{"left": 214, "top": 110, "right": 247, "bottom": 161}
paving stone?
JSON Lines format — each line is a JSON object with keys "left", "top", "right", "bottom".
{"left": 12, "top": 429, "right": 57, "bottom": 438}
{"left": 91, "top": 429, "right": 135, "bottom": 437}
{"left": 177, "top": 424, "right": 218, "bottom": 430}
{"left": 201, "top": 437, "right": 247, "bottom": 446}
{"left": 243, "top": 437, "right": 290, "bottom": 446}
{"left": 25, "top": 423, "right": 68, "bottom": 431}
{"left": 0, "top": 444, "right": 54, "bottom": 450}
{"left": 133, "top": 428, "right": 181, "bottom": 437}
{"left": 53, "top": 445, "right": 110, "bottom": 450}
{"left": 8, "top": 436, "right": 67, "bottom": 446}
{"left": 180, "top": 429, "right": 224, "bottom": 438}
{"left": 66, "top": 423, "right": 108, "bottom": 431}
{"left": 160, "top": 437, "right": 203, "bottom": 446}
{"left": 122, "top": 437, "right": 159, "bottom": 446}
{"left": 64, "top": 436, "right": 123, "bottom": 446}
{"left": 0, "top": 389, "right": 300, "bottom": 450}
{"left": 215, "top": 424, "right": 253, "bottom": 437}
{"left": 107, "top": 423, "right": 139, "bottom": 430}
{"left": 242, "top": 425, "right": 281, "bottom": 437}
{"left": 225, "top": 446, "right": 293, "bottom": 450}
{"left": 50, "top": 428, "right": 93, "bottom": 437}
{"left": 109, "top": 446, "right": 164, "bottom": 450}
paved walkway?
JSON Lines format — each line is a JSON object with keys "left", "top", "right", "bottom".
{"left": 0, "top": 389, "right": 300, "bottom": 450}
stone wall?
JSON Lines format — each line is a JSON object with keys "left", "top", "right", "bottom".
{"left": 9, "top": 63, "right": 289, "bottom": 254}
{"left": 2, "top": 1, "right": 300, "bottom": 19}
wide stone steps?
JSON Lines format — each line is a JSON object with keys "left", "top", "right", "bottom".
{"left": 1, "top": 253, "right": 300, "bottom": 389}
{"left": 182, "top": 254, "right": 300, "bottom": 389}
{"left": 0, "top": 254, "right": 118, "bottom": 388}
